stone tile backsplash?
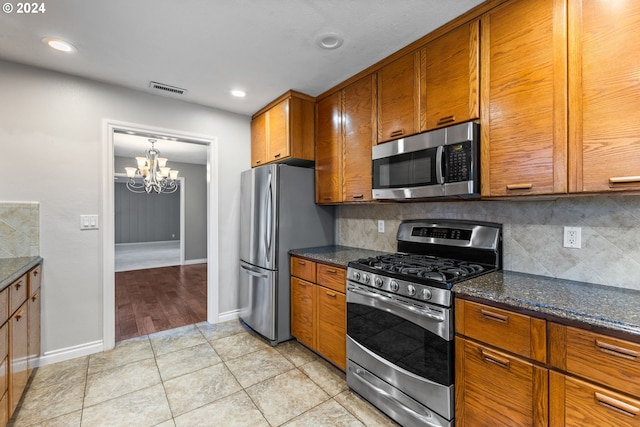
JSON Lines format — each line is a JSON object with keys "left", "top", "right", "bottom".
{"left": 0, "top": 202, "right": 39, "bottom": 257}
{"left": 337, "top": 195, "right": 640, "bottom": 291}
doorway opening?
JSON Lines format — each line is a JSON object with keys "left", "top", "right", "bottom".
{"left": 102, "top": 120, "right": 219, "bottom": 350}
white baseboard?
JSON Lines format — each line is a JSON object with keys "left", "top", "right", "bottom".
{"left": 184, "top": 258, "right": 207, "bottom": 265}
{"left": 39, "top": 340, "right": 104, "bottom": 367}
{"left": 217, "top": 309, "right": 240, "bottom": 323}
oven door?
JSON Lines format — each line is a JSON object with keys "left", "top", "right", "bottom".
{"left": 346, "top": 282, "right": 454, "bottom": 424}
{"left": 372, "top": 129, "right": 445, "bottom": 200}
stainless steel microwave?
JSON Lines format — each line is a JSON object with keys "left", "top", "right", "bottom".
{"left": 372, "top": 121, "right": 480, "bottom": 200}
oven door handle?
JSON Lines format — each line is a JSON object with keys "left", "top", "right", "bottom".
{"left": 351, "top": 367, "right": 446, "bottom": 427}
{"left": 348, "top": 286, "right": 445, "bottom": 323}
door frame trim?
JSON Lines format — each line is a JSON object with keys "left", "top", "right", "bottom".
{"left": 101, "top": 119, "right": 219, "bottom": 350}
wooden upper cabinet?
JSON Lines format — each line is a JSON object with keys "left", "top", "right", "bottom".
{"left": 251, "top": 113, "right": 267, "bottom": 167}
{"left": 569, "top": 0, "right": 640, "bottom": 193}
{"left": 480, "top": 0, "right": 568, "bottom": 197}
{"left": 423, "top": 19, "right": 479, "bottom": 130}
{"left": 315, "top": 92, "right": 342, "bottom": 204}
{"left": 250, "top": 90, "right": 315, "bottom": 167}
{"left": 342, "top": 74, "right": 376, "bottom": 202}
{"left": 377, "top": 50, "right": 422, "bottom": 143}
{"left": 316, "top": 73, "right": 377, "bottom": 204}
{"left": 267, "top": 99, "right": 290, "bottom": 162}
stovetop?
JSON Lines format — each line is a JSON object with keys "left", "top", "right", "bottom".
{"left": 346, "top": 219, "right": 502, "bottom": 306}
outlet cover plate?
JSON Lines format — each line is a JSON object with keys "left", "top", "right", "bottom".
{"left": 563, "top": 226, "right": 581, "bottom": 249}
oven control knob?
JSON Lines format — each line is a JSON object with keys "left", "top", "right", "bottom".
{"left": 374, "top": 277, "right": 383, "bottom": 288}
{"left": 407, "top": 285, "right": 416, "bottom": 296}
{"left": 389, "top": 280, "right": 399, "bottom": 292}
{"left": 362, "top": 274, "right": 370, "bottom": 284}
{"left": 353, "top": 271, "right": 361, "bottom": 281}
{"left": 422, "top": 289, "right": 432, "bottom": 300}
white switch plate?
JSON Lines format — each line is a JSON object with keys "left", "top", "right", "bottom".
{"left": 378, "top": 220, "right": 385, "bottom": 233}
{"left": 80, "top": 215, "right": 99, "bottom": 230}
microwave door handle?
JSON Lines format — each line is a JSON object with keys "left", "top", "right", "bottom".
{"left": 436, "top": 145, "right": 444, "bottom": 184}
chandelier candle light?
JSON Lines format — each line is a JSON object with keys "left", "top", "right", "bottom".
{"left": 124, "top": 139, "right": 179, "bottom": 194}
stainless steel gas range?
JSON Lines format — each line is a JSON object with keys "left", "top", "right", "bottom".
{"left": 346, "top": 219, "right": 502, "bottom": 427}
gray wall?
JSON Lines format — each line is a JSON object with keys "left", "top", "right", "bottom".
{"left": 114, "top": 157, "right": 208, "bottom": 260}
{"left": 114, "top": 181, "right": 180, "bottom": 244}
{"left": 0, "top": 59, "right": 250, "bottom": 356}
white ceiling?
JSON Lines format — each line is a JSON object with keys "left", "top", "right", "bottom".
{"left": 113, "top": 132, "right": 208, "bottom": 165}
{"left": 1, "top": 0, "right": 485, "bottom": 161}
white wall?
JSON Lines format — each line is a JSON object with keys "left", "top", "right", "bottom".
{"left": 0, "top": 60, "right": 250, "bottom": 357}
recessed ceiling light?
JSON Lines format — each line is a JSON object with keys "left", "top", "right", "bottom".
{"left": 42, "top": 37, "right": 76, "bottom": 53}
{"left": 231, "top": 89, "right": 246, "bottom": 98}
{"left": 318, "top": 33, "right": 344, "bottom": 50}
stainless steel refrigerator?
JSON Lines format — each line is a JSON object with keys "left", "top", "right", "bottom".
{"left": 239, "top": 164, "right": 334, "bottom": 344}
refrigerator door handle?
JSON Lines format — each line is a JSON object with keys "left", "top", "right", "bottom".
{"left": 240, "top": 262, "right": 270, "bottom": 278}
{"left": 265, "top": 170, "right": 273, "bottom": 263}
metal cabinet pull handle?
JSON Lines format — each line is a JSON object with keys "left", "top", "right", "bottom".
{"left": 389, "top": 129, "right": 404, "bottom": 137}
{"left": 437, "top": 115, "right": 456, "bottom": 125}
{"left": 255, "top": 160, "right": 261, "bottom": 165}
{"left": 33, "top": 270, "right": 38, "bottom": 277}
{"left": 297, "top": 261, "right": 306, "bottom": 266}
{"left": 15, "top": 309, "right": 25, "bottom": 321}
{"left": 480, "top": 309, "right": 509, "bottom": 323}
{"left": 273, "top": 153, "right": 281, "bottom": 158}
{"left": 326, "top": 291, "right": 337, "bottom": 298}
{"left": 595, "top": 339, "right": 639, "bottom": 360}
{"left": 351, "top": 194, "right": 364, "bottom": 199}
{"left": 609, "top": 176, "right": 640, "bottom": 186}
{"left": 506, "top": 183, "right": 533, "bottom": 190}
{"left": 325, "top": 269, "right": 337, "bottom": 274}
{"left": 481, "top": 349, "right": 510, "bottom": 368}
{"left": 595, "top": 392, "right": 639, "bottom": 417}
{"left": 323, "top": 197, "right": 333, "bottom": 201}
{"left": 15, "top": 282, "right": 22, "bottom": 290}
{"left": 297, "top": 281, "right": 307, "bottom": 287}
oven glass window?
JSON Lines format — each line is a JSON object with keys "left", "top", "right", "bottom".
{"left": 347, "top": 301, "right": 453, "bottom": 386}
{"left": 373, "top": 147, "right": 438, "bottom": 189}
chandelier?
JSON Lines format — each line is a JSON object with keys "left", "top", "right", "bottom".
{"left": 124, "top": 139, "right": 179, "bottom": 194}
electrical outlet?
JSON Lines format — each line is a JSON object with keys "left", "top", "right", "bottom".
{"left": 378, "top": 220, "right": 385, "bottom": 233}
{"left": 563, "top": 226, "right": 581, "bottom": 249}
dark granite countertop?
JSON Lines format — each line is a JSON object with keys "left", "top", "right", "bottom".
{"left": 0, "top": 257, "right": 43, "bottom": 292}
{"left": 454, "top": 270, "right": 640, "bottom": 338}
{"left": 289, "top": 245, "right": 390, "bottom": 268}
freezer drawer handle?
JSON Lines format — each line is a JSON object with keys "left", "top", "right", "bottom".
{"left": 240, "top": 264, "right": 269, "bottom": 279}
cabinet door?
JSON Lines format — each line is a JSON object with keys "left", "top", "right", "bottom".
{"left": 378, "top": 50, "right": 422, "bottom": 143}
{"left": 316, "top": 286, "right": 346, "bottom": 370}
{"left": 456, "top": 337, "right": 548, "bottom": 427}
{"left": 267, "top": 99, "right": 290, "bottom": 162}
{"left": 9, "top": 302, "right": 28, "bottom": 417}
{"left": 315, "top": 92, "right": 342, "bottom": 204}
{"left": 251, "top": 113, "right": 267, "bottom": 167}
{"left": 480, "top": 0, "right": 567, "bottom": 197}
{"left": 27, "top": 288, "right": 40, "bottom": 374}
{"left": 569, "top": 0, "right": 640, "bottom": 192}
{"left": 290, "top": 277, "right": 314, "bottom": 349}
{"left": 424, "top": 20, "right": 479, "bottom": 130}
{"left": 343, "top": 74, "right": 376, "bottom": 202}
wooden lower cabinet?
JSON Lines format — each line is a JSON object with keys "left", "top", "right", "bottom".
{"left": 9, "top": 301, "right": 28, "bottom": 417}
{"left": 290, "top": 256, "right": 346, "bottom": 370}
{"left": 456, "top": 337, "right": 548, "bottom": 427}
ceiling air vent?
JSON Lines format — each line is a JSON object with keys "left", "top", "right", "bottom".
{"left": 149, "top": 81, "right": 187, "bottom": 95}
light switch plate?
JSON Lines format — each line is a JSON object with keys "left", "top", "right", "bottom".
{"left": 80, "top": 214, "right": 99, "bottom": 230}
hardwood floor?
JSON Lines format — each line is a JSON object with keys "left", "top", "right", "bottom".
{"left": 115, "top": 264, "right": 207, "bottom": 341}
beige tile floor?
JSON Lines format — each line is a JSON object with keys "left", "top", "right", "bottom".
{"left": 10, "top": 320, "right": 399, "bottom": 427}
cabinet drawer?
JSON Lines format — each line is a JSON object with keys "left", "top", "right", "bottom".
{"left": 8, "top": 275, "right": 27, "bottom": 315}
{"left": 317, "top": 286, "right": 346, "bottom": 370}
{"left": 290, "top": 277, "right": 315, "bottom": 348}
{"left": 316, "top": 264, "right": 346, "bottom": 293}
{"left": 563, "top": 325, "right": 640, "bottom": 397}
{"left": 457, "top": 338, "right": 548, "bottom": 427}
{"left": 553, "top": 374, "right": 640, "bottom": 427}
{"left": 28, "top": 265, "right": 41, "bottom": 297}
{"left": 290, "top": 257, "right": 316, "bottom": 282}
{"left": 456, "top": 299, "right": 546, "bottom": 362}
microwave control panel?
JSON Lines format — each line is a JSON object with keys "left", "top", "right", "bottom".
{"left": 444, "top": 141, "right": 472, "bottom": 183}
